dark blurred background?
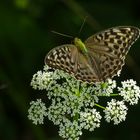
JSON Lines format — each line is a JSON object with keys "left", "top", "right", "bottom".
{"left": 1, "top": 0, "right": 140, "bottom": 140}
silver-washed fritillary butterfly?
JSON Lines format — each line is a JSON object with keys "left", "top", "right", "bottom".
{"left": 45, "top": 26, "right": 140, "bottom": 83}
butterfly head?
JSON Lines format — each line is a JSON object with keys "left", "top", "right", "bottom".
{"left": 74, "top": 37, "right": 88, "bottom": 54}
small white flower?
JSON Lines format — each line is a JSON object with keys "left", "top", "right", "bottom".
{"left": 30, "top": 66, "right": 54, "bottom": 90}
{"left": 47, "top": 99, "right": 69, "bottom": 125}
{"left": 104, "top": 99, "right": 128, "bottom": 125}
{"left": 80, "top": 108, "right": 101, "bottom": 131}
{"left": 28, "top": 99, "right": 47, "bottom": 125}
{"left": 118, "top": 79, "right": 140, "bottom": 105}
{"left": 58, "top": 119, "right": 82, "bottom": 140}
{"left": 94, "top": 79, "right": 116, "bottom": 96}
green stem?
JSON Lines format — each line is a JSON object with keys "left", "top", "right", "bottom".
{"left": 95, "top": 103, "right": 106, "bottom": 110}
{"left": 110, "top": 93, "right": 119, "bottom": 96}
{"left": 73, "top": 113, "right": 79, "bottom": 121}
{"left": 98, "top": 93, "right": 120, "bottom": 97}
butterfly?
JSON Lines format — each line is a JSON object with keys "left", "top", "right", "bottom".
{"left": 45, "top": 26, "right": 140, "bottom": 83}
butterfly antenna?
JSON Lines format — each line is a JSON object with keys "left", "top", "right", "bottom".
{"left": 51, "top": 30, "right": 73, "bottom": 38}
{"left": 78, "top": 16, "right": 88, "bottom": 35}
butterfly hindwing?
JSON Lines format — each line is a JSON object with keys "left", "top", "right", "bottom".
{"left": 75, "top": 52, "right": 101, "bottom": 82}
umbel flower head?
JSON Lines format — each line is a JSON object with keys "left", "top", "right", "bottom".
{"left": 28, "top": 65, "right": 140, "bottom": 140}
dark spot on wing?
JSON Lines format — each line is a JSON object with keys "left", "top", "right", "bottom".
{"left": 113, "top": 65, "right": 117, "bottom": 69}
{"left": 117, "top": 40, "right": 122, "bottom": 44}
{"left": 110, "top": 30, "right": 117, "bottom": 35}
{"left": 116, "top": 60, "right": 120, "bottom": 65}
{"left": 110, "top": 38, "right": 114, "bottom": 43}
{"left": 99, "top": 34, "right": 103, "bottom": 39}
{"left": 104, "top": 32, "right": 109, "bottom": 39}
{"left": 123, "top": 43, "right": 126, "bottom": 47}
{"left": 95, "top": 36, "right": 100, "bottom": 41}
{"left": 116, "top": 35, "right": 121, "bottom": 39}
{"left": 104, "top": 41, "right": 108, "bottom": 46}
{"left": 114, "top": 51, "right": 118, "bottom": 55}
{"left": 108, "top": 47, "right": 113, "bottom": 53}
{"left": 114, "top": 45, "right": 119, "bottom": 49}
{"left": 105, "top": 64, "right": 109, "bottom": 68}
{"left": 122, "top": 37, "right": 126, "bottom": 41}
{"left": 108, "top": 69, "right": 112, "bottom": 73}
{"left": 120, "top": 29, "right": 127, "bottom": 34}
{"left": 120, "top": 48, "right": 124, "bottom": 53}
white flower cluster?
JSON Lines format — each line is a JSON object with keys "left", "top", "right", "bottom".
{"left": 118, "top": 79, "right": 140, "bottom": 105}
{"left": 28, "top": 99, "right": 47, "bottom": 125}
{"left": 104, "top": 99, "right": 128, "bottom": 125}
{"left": 94, "top": 79, "right": 116, "bottom": 96}
{"left": 30, "top": 66, "right": 54, "bottom": 90}
{"left": 59, "top": 120, "right": 82, "bottom": 140}
{"left": 28, "top": 65, "right": 140, "bottom": 139}
{"left": 80, "top": 108, "right": 101, "bottom": 131}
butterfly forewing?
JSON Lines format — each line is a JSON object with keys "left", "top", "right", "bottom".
{"left": 45, "top": 44, "right": 78, "bottom": 74}
{"left": 85, "top": 26, "right": 140, "bottom": 80}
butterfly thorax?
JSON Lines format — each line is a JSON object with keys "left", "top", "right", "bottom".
{"left": 74, "top": 37, "right": 88, "bottom": 54}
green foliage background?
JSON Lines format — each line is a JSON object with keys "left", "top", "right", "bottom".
{"left": 0, "top": 0, "right": 140, "bottom": 140}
